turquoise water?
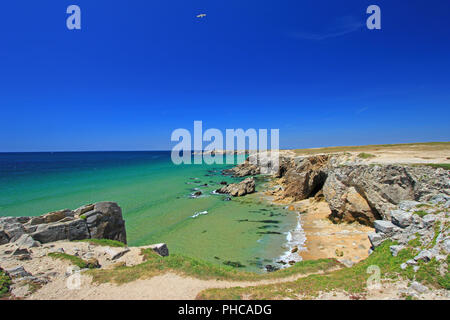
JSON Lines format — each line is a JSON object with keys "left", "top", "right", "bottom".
{"left": 0, "top": 152, "right": 297, "bottom": 271}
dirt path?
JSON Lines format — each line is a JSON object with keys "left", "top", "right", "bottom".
{"left": 29, "top": 268, "right": 338, "bottom": 300}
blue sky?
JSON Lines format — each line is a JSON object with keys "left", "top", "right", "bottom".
{"left": 0, "top": 0, "right": 449, "bottom": 151}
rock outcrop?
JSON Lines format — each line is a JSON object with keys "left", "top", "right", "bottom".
{"left": 276, "top": 155, "right": 330, "bottom": 200}
{"left": 223, "top": 163, "right": 260, "bottom": 177}
{"left": 368, "top": 195, "right": 449, "bottom": 264}
{"left": 323, "top": 164, "right": 449, "bottom": 224}
{"left": 230, "top": 153, "right": 450, "bottom": 226}
{"left": 0, "top": 202, "right": 127, "bottom": 246}
{"left": 216, "top": 178, "right": 256, "bottom": 197}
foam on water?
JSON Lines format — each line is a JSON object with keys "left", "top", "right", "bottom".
{"left": 191, "top": 210, "right": 208, "bottom": 218}
{"left": 277, "top": 213, "right": 307, "bottom": 268}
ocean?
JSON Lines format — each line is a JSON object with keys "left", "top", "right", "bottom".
{"left": 0, "top": 151, "right": 300, "bottom": 271}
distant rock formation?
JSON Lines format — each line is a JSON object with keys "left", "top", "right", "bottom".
{"left": 0, "top": 202, "right": 127, "bottom": 246}
{"left": 223, "top": 163, "right": 260, "bottom": 177}
{"left": 216, "top": 177, "right": 256, "bottom": 197}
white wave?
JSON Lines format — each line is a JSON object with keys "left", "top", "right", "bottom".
{"left": 276, "top": 215, "right": 307, "bottom": 268}
{"left": 191, "top": 210, "right": 208, "bottom": 218}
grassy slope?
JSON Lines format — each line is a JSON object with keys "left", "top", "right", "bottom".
{"left": 0, "top": 270, "right": 12, "bottom": 298}
{"left": 88, "top": 248, "right": 341, "bottom": 284}
{"left": 291, "top": 142, "right": 450, "bottom": 156}
{"left": 197, "top": 240, "right": 449, "bottom": 300}
{"left": 48, "top": 252, "right": 99, "bottom": 269}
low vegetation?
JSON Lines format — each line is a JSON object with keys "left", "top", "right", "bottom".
{"left": 197, "top": 240, "right": 448, "bottom": 299}
{"left": 357, "top": 152, "right": 376, "bottom": 159}
{"left": 413, "top": 210, "right": 430, "bottom": 218}
{"left": 422, "top": 163, "right": 450, "bottom": 170}
{"left": 88, "top": 248, "right": 340, "bottom": 284}
{"left": 48, "top": 252, "right": 99, "bottom": 269}
{"left": 73, "top": 238, "right": 126, "bottom": 248}
{"left": 0, "top": 270, "right": 11, "bottom": 298}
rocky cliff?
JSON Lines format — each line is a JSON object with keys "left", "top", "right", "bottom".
{"left": 0, "top": 202, "right": 127, "bottom": 246}
{"left": 234, "top": 153, "right": 450, "bottom": 226}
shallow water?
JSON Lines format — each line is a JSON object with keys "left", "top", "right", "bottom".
{"left": 0, "top": 152, "right": 299, "bottom": 272}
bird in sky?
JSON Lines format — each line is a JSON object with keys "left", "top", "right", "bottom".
{"left": 196, "top": 14, "right": 207, "bottom": 18}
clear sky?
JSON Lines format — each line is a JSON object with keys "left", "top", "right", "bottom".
{"left": 0, "top": 0, "right": 449, "bottom": 151}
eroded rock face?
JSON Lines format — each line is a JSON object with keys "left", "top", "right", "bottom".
{"left": 216, "top": 178, "right": 256, "bottom": 197}
{"left": 0, "top": 202, "right": 127, "bottom": 245}
{"left": 323, "top": 164, "right": 449, "bottom": 223}
{"left": 326, "top": 186, "right": 377, "bottom": 225}
{"left": 278, "top": 155, "right": 330, "bottom": 201}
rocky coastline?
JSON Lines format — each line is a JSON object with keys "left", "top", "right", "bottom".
{"left": 242, "top": 152, "right": 449, "bottom": 226}
{"left": 227, "top": 151, "right": 449, "bottom": 278}
{"left": 0, "top": 148, "right": 448, "bottom": 300}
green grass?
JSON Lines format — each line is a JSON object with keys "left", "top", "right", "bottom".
{"left": 0, "top": 270, "right": 12, "bottom": 297}
{"left": 429, "top": 221, "right": 441, "bottom": 248}
{"left": 413, "top": 210, "right": 430, "bottom": 218}
{"left": 88, "top": 248, "right": 341, "bottom": 284}
{"left": 413, "top": 257, "right": 450, "bottom": 290}
{"left": 48, "top": 252, "right": 99, "bottom": 269}
{"left": 422, "top": 163, "right": 450, "bottom": 170}
{"left": 358, "top": 153, "right": 376, "bottom": 159}
{"left": 197, "top": 241, "right": 422, "bottom": 299}
{"left": 408, "top": 234, "right": 422, "bottom": 247}
{"left": 73, "top": 238, "right": 126, "bottom": 248}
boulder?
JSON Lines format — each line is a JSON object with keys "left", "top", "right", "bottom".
{"left": 144, "top": 243, "right": 169, "bottom": 257}
{"left": 389, "top": 245, "right": 405, "bottom": 257}
{"left": 368, "top": 232, "right": 384, "bottom": 248}
{"left": 31, "top": 219, "right": 89, "bottom": 243}
{"left": 410, "top": 281, "right": 428, "bottom": 293}
{"left": 103, "top": 247, "right": 131, "bottom": 260}
{"left": 390, "top": 210, "right": 413, "bottom": 228}
{"left": 0, "top": 202, "right": 127, "bottom": 245}
{"left": 5, "top": 266, "right": 32, "bottom": 279}
{"left": 422, "top": 214, "right": 437, "bottom": 228}
{"left": 373, "top": 220, "right": 398, "bottom": 236}
{"left": 429, "top": 194, "right": 450, "bottom": 205}
{"left": 14, "top": 234, "right": 41, "bottom": 248}
{"left": 327, "top": 186, "right": 377, "bottom": 225}
{"left": 398, "top": 200, "right": 421, "bottom": 211}
{"left": 216, "top": 178, "right": 256, "bottom": 197}
{"left": 414, "top": 250, "right": 433, "bottom": 262}
{"left": 0, "top": 230, "right": 9, "bottom": 245}
{"left": 85, "top": 202, "right": 127, "bottom": 244}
